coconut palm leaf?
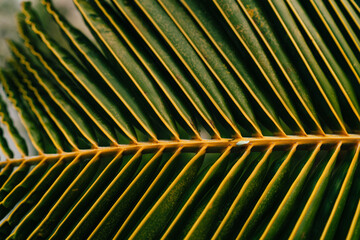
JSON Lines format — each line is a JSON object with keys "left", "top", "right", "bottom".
{"left": 0, "top": 0, "right": 359, "bottom": 239}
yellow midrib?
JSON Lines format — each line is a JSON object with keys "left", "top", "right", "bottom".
{"left": 3, "top": 133, "right": 360, "bottom": 166}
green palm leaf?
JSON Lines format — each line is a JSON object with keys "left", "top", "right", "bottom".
{"left": 0, "top": 0, "right": 359, "bottom": 239}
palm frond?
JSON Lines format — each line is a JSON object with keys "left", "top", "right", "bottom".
{"left": 0, "top": 0, "right": 359, "bottom": 239}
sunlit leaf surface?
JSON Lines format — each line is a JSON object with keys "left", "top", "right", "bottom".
{"left": 0, "top": 0, "right": 360, "bottom": 239}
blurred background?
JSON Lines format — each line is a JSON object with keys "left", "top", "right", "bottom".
{"left": 0, "top": 0, "right": 88, "bottom": 66}
{"left": 0, "top": 0, "right": 90, "bottom": 159}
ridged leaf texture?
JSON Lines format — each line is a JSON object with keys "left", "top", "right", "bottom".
{"left": 0, "top": 0, "right": 359, "bottom": 239}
